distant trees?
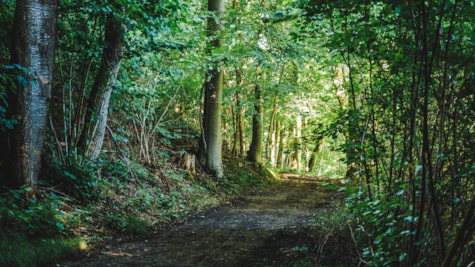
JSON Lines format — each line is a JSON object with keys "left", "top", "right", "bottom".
{"left": 0, "top": 0, "right": 343, "bottom": 192}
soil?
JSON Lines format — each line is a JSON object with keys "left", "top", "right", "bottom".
{"left": 57, "top": 174, "right": 351, "bottom": 267}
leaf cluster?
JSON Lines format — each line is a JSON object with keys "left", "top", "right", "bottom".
{"left": 0, "top": 186, "right": 68, "bottom": 238}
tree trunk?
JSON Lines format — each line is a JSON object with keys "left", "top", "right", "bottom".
{"left": 231, "top": 67, "right": 244, "bottom": 158}
{"left": 273, "top": 120, "right": 281, "bottom": 167}
{"left": 247, "top": 82, "right": 264, "bottom": 164}
{"left": 307, "top": 136, "right": 324, "bottom": 173}
{"left": 2, "top": 0, "right": 57, "bottom": 192}
{"left": 278, "top": 128, "right": 286, "bottom": 169}
{"left": 198, "top": 0, "right": 225, "bottom": 178}
{"left": 77, "top": 15, "right": 124, "bottom": 160}
{"left": 295, "top": 115, "right": 302, "bottom": 172}
{"left": 266, "top": 93, "right": 278, "bottom": 166}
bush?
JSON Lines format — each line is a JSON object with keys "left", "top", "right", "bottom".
{"left": 46, "top": 155, "right": 100, "bottom": 203}
{"left": 0, "top": 186, "right": 67, "bottom": 238}
{"left": 0, "top": 186, "right": 83, "bottom": 266}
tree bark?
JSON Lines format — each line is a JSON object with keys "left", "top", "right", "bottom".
{"left": 77, "top": 14, "right": 124, "bottom": 160}
{"left": 307, "top": 135, "right": 324, "bottom": 173}
{"left": 198, "top": 0, "right": 225, "bottom": 178}
{"left": 266, "top": 93, "right": 278, "bottom": 166}
{"left": 2, "top": 0, "right": 57, "bottom": 192}
{"left": 247, "top": 82, "right": 264, "bottom": 164}
{"left": 294, "top": 115, "right": 302, "bottom": 172}
{"left": 231, "top": 68, "right": 244, "bottom": 158}
{"left": 278, "top": 128, "right": 286, "bottom": 169}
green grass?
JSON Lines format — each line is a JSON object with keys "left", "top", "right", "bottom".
{"left": 0, "top": 231, "right": 83, "bottom": 267}
{"left": 104, "top": 213, "right": 151, "bottom": 235}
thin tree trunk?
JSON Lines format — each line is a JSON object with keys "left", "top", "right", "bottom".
{"left": 232, "top": 67, "right": 244, "bottom": 158}
{"left": 77, "top": 14, "right": 124, "bottom": 160}
{"left": 274, "top": 120, "right": 281, "bottom": 166}
{"left": 278, "top": 128, "right": 286, "bottom": 169}
{"left": 266, "top": 93, "right": 278, "bottom": 166}
{"left": 293, "top": 115, "right": 302, "bottom": 172}
{"left": 231, "top": 95, "right": 238, "bottom": 157}
{"left": 441, "top": 195, "right": 475, "bottom": 267}
{"left": 237, "top": 96, "right": 244, "bottom": 157}
{"left": 3, "top": 0, "right": 57, "bottom": 192}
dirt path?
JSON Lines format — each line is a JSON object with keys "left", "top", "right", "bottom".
{"left": 59, "top": 174, "right": 343, "bottom": 267}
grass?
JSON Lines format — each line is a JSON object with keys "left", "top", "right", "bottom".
{"left": 0, "top": 231, "right": 84, "bottom": 267}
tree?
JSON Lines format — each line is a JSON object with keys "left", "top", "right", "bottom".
{"left": 247, "top": 71, "right": 264, "bottom": 164}
{"left": 77, "top": 14, "right": 125, "bottom": 160}
{"left": 0, "top": 0, "right": 57, "bottom": 192}
{"left": 198, "top": 0, "right": 225, "bottom": 178}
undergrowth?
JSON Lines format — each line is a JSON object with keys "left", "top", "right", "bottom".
{"left": 0, "top": 231, "right": 83, "bottom": 267}
{"left": 0, "top": 187, "right": 86, "bottom": 267}
{"left": 0, "top": 155, "right": 272, "bottom": 267}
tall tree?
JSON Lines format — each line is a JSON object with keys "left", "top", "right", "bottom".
{"left": 0, "top": 0, "right": 57, "bottom": 192}
{"left": 198, "top": 0, "right": 225, "bottom": 177}
{"left": 247, "top": 0, "right": 267, "bottom": 164}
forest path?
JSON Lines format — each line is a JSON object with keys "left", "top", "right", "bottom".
{"left": 58, "top": 174, "right": 342, "bottom": 267}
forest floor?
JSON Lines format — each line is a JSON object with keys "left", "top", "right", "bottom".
{"left": 56, "top": 174, "right": 356, "bottom": 267}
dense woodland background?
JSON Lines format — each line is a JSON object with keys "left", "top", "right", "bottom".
{"left": 0, "top": 0, "right": 474, "bottom": 266}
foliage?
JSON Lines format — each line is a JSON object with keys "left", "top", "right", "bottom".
{"left": 44, "top": 154, "right": 100, "bottom": 203}
{"left": 0, "top": 186, "right": 68, "bottom": 238}
{"left": 0, "top": 0, "right": 14, "bottom": 64}
{"left": 0, "top": 65, "right": 30, "bottom": 131}
{"left": 300, "top": 0, "right": 475, "bottom": 265}
{"left": 346, "top": 189, "right": 421, "bottom": 266}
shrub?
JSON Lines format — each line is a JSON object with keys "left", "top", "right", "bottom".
{"left": 45, "top": 155, "right": 100, "bottom": 203}
{"left": 0, "top": 186, "right": 67, "bottom": 238}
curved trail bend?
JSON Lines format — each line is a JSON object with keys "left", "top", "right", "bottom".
{"left": 60, "top": 174, "right": 342, "bottom": 267}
